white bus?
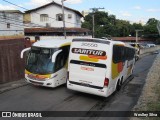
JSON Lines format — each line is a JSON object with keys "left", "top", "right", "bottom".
{"left": 67, "top": 38, "right": 136, "bottom": 97}
{"left": 21, "top": 39, "right": 71, "bottom": 88}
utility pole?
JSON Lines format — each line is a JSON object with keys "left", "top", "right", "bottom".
{"left": 90, "top": 7, "right": 104, "bottom": 38}
{"left": 135, "top": 30, "right": 143, "bottom": 56}
{"left": 62, "top": 0, "right": 66, "bottom": 39}
{"left": 135, "top": 30, "right": 143, "bottom": 43}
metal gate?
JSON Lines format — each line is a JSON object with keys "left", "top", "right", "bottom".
{"left": 0, "top": 39, "right": 25, "bottom": 84}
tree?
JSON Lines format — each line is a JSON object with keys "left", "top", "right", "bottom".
{"left": 143, "top": 18, "right": 159, "bottom": 38}
{"left": 130, "top": 23, "right": 143, "bottom": 36}
{"left": 81, "top": 12, "right": 159, "bottom": 38}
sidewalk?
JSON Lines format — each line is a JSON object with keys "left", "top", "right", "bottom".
{"left": 0, "top": 79, "right": 28, "bottom": 94}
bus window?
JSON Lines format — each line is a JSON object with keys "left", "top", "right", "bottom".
{"left": 113, "top": 45, "right": 125, "bottom": 63}
{"left": 55, "top": 52, "right": 64, "bottom": 72}
{"left": 125, "top": 48, "right": 135, "bottom": 61}
{"left": 54, "top": 45, "right": 70, "bottom": 72}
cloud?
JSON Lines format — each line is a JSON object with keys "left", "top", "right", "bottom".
{"left": 146, "top": 8, "right": 160, "bottom": 12}
{"left": 133, "top": 6, "right": 141, "bottom": 10}
{"left": 0, "top": 4, "right": 17, "bottom": 10}
{"left": 120, "top": 11, "right": 132, "bottom": 17}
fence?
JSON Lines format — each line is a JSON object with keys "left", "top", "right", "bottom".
{"left": 0, "top": 39, "right": 25, "bottom": 84}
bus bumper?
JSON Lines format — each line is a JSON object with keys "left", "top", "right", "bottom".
{"left": 25, "top": 76, "right": 56, "bottom": 88}
{"left": 67, "top": 80, "right": 111, "bottom": 97}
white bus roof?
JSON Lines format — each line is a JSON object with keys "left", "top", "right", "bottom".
{"left": 73, "top": 38, "right": 124, "bottom": 44}
{"left": 32, "top": 38, "right": 134, "bottom": 49}
{"left": 73, "top": 38, "right": 134, "bottom": 48}
{"left": 32, "top": 39, "right": 72, "bottom": 48}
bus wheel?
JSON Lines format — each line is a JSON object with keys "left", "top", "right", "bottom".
{"left": 65, "top": 79, "right": 67, "bottom": 87}
{"left": 116, "top": 80, "right": 121, "bottom": 91}
{"left": 121, "top": 77, "right": 123, "bottom": 85}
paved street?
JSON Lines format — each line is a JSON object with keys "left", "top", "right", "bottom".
{"left": 0, "top": 54, "right": 157, "bottom": 120}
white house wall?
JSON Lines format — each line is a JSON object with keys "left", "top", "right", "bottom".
{"left": 30, "top": 5, "right": 81, "bottom": 28}
{"left": 0, "top": 12, "right": 24, "bottom": 36}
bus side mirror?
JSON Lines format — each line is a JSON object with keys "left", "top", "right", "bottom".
{"left": 21, "top": 47, "right": 31, "bottom": 58}
{"left": 52, "top": 49, "right": 62, "bottom": 63}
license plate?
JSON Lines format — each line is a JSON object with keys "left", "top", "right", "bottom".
{"left": 81, "top": 83, "right": 89, "bottom": 87}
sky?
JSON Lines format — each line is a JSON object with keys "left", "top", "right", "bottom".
{"left": 0, "top": 0, "right": 160, "bottom": 24}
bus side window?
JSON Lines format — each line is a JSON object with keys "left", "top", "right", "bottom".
{"left": 55, "top": 52, "right": 65, "bottom": 72}
{"left": 113, "top": 45, "right": 125, "bottom": 63}
{"left": 121, "top": 46, "right": 125, "bottom": 62}
{"left": 54, "top": 45, "right": 70, "bottom": 72}
{"left": 61, "top": 45, "right": 70, "bottom": 64}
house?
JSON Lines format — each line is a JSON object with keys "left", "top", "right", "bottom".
{"left": 24, "top": 1, "right": 83, "bottom": 28}
{"left": 23, "top": 1, "right": 91, "bottom": 41}
{"left": 0, "top": 10, "right": 24, "bottom": 39}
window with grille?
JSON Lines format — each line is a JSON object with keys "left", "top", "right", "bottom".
{"left": 40, "top": 14, "right": 48, "bottom": 22}
{"left": 7, "top": 23, "right": 10, "bottom": 28}
{"left": 56, "top": 14, "right": 63, "bottom": 21}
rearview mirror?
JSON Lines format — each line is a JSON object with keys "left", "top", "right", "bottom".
{"left": 52, "top": 49, "right": 62, "bottom": 63}
{"left": 20, "top": 47, "right": 31, "bottom": 58}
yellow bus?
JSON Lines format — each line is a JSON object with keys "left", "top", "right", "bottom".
{"left": 21, "top": 39, "right": 71, "bottom": 88}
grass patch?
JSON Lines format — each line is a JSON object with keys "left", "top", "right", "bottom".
{"left": 146, "top": 82, "right": 160, "bottom": 111}
{"left": 147, "top": 102, "right": 160, "bottom": 111}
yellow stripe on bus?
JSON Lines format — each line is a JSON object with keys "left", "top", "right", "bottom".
{"left": 79, "top": 55, "right": 99, "bottom": 62}
{"left": 25, "top": 70, "right": 51, "bottom": 78}
{"left": 60, "top": 42, "right": 71, "bottom": 47}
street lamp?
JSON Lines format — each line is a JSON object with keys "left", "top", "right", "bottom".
{"left": 62, "top": 0, "right": 67, "bottom": 39}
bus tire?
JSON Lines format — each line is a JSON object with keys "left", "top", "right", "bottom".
{"left": 65, "top": 79, "right": 67, "bottom": 87}
{"left": 121, "top": 77, "right": 123, "bottom": 85}
{"left": 116, "top": 80, "right": 121, "bottom": 91}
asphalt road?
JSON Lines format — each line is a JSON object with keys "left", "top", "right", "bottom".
{"left": 0, "top": 54, "right": 157, "bottom": 120}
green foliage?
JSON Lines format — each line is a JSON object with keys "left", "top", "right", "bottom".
{"left": 144, "top": 18, "right": 159, "bottom": 35}
{"left": 81, "top": 11, "right": 159, "bottom": 38}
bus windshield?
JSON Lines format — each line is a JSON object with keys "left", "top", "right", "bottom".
{"left": 26, "top": 47, "right": 58, "bottom": 75}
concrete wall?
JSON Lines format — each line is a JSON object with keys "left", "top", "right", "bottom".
{"left": 140, "top": 45, "right": 160, "bottom": 55}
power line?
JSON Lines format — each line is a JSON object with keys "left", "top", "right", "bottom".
{"left": 2, "top": 0, "right": 81, "bottom": 26}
